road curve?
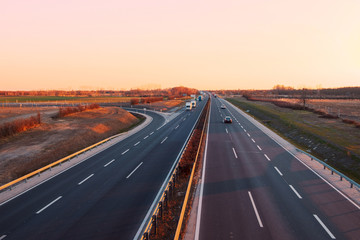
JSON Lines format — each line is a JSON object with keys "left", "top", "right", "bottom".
{"left": 0, "top": 97, "right": 208, "bottom": 240}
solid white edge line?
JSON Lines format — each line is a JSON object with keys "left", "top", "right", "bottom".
{"left": 134, "top": 141, "right": 140, "bottom": 146}
{"left": 133, "top": 100, "right": 205, "bottom": 240}
{"left": 195, "top": 98, "right": 211, "bottom": 240}
{"left": 78, "top": 174, "right": 94, "bottom": 185}
{"left": 274, "top": 167, "right": 283, "bottom": 176}
{"left": 104, "top": 159, "right": 115, "bottom": 167}
{"left": 36, "top": 196, "right": 62, "bottom": 214}
{"left": 122, "top": 149, "right": 130, "bottom": 155}
{"left": 160, "top": 137, "right": 168, "bottom": 144}
{"left": 126, "top": 162, "right": 143, "bottom": 179}
{"left": 248, "top": 191, "right": 264, "bottom": 228}
{"left": 232, "top": 147, "right": 238, "bottom": 159}
{"left": 0, "top": 235, "right": 7, "bottom": 240}
{"left": 289, "top": 185, "right": 303, "bottom": 199}
{"left": 313, "top": 214, "right": 336, "bottom": 239}
{"left": 226, "top": 99, "right": 360, "bottom": 210}
{"left": 144, "top": 135, "right": 149, "bottom": 139}
{"left": 257, "top": 145, "right": 262, "bottom": 151}
{"left": 264, "top": 154, "right": 271, "bottom": 161}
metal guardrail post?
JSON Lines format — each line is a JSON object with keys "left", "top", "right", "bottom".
{"left": 159, "top": 202, "right": 163, "bottom": 218}
{"left": 143, "top": 232, "right": 149, "bottom": 240}
{"left": 152, "top": 215, "right": 157, "bottom": 235}
{"left": 164, "top": 191, "right": 168, "bottom": 207}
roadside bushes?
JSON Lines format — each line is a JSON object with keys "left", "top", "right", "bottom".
{"left": 130, "top": 97, "right": 163, "bottom": 105}
{"left": 56, "top": 104, "right": 100, "bottom": 118}
{"left": 0, "top": 113, "right": 41, "bottom": 138}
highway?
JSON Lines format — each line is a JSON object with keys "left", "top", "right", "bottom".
{"left": 0, "top": 97, "right": 207, "bottom": 240}
{"left": 195, "top": 95, "right": 360, "bottom": 240}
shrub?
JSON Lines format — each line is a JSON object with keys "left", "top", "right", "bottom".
{"left": 0, "top": 113, "right": 41, "bottom": 138}
{"left": 57, "top": 104, "right": 100, "bottom": 118}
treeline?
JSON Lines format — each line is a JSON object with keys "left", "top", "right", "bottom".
{"left": 130, "top": 97, "right": 164, "bottom": 105}
{"left": 0, "top": 86, "right": 199, "bottom": 98}
{"left": 56, "top": 104, "right": 100, "bottom": 118}
{"left": 211, "top": 86, "right": 360, "bottom": 99}
{"left": 0, "top": 113, "right": 41, "bottom": 139}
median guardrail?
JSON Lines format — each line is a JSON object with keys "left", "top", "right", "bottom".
{"left": 140, "top": 99, "right": 209, "bottom": 240}
{"left": 296, "top": 148, "right": 360, "bottom": 189}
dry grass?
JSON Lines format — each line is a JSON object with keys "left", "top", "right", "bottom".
{"left": 0, "top": 107, "right": 140, "bottom": 185}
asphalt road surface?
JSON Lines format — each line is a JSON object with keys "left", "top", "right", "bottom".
{"left": 0, "top": 97, "right": 208, "bottom": 240}
{"left": 195, "top": 95, "right": 360, "bottom": 240}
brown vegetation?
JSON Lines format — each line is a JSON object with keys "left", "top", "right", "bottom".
{"left": 0, "top": 113, "right": 41, "bottom": 139}
{"left": 0, "top": 86, "right": 198, "bottom": 98}
{"left": 0, "top": 107, "right": 141, "bottom": 185}
{"left": 56, "top": 103, "right": 100, "bottom": 118}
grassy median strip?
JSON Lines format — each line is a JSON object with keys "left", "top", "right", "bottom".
{"left": 227, "top": 97, "right": 360, "bottom": 183}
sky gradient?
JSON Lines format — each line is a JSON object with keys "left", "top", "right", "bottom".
{"left": 1, "top": 0, "right": 360, "bottom": 91}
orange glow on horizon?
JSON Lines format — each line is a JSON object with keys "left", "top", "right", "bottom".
{"left": 1, "top": 0, "right": 359, "bottom": 91}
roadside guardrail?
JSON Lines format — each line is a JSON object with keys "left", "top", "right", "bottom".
{"left": 0, "top": 113, "right": 148, "bottom": 193}
{"left": 296, "top": 148, "right": 360, "bottom": 189}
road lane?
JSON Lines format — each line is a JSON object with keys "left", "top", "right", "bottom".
{"left": 196, "top": 96, "right": 360, "bottom": 239}
{"left": 0, "top": 97, "right": 208, "bottom": 240}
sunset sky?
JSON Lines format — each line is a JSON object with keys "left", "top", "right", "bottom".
{"left": 1, "top": 0, "right": 360, "bottom": 91}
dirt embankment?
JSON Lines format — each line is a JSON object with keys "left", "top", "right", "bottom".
{"left": 0, "top": 107, "right": 140, "bottom": 185}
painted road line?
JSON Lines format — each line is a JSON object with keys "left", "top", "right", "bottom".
{"left": 251, "top": 138, "right": 255, "bottom": 143}
{"left": 122, "top": 149, "right": 130, "bottom": 155}
{"left": 225, "top": 128, "right": 228, "bottom": 134}
{"left": 232, "top": 148, "right": 238, "bottom": 159}
{"left": 104, "top": 159, "right": 115, "bottom": 167}
{"left": 0, "top": 235, "right": 7, "bottom": 240}
{"left": 161, "top": 137, "right": 168, "bottom": 144}
{"left": 126, "top": 162, "right": 143, "bottom": 179}
{"left": 144, "top": 135, "right": 149, "bottom": 139}
{"left": 183, "top": 118, "right": 186, "bottom": 121}
{"left": 264, "top": 154, "right": 271, "bottom": 161}
{"left": 289, "top": 185, "right": 303, "bottom": 199}
{"left": 257, "top": 145, "right": 262, "bottom": 151}
{"left": 36, "top": 196, "right": 62, "bottom": 214}
{"left": 248, "top": 191, "right": 264, "bottom": 228}
{"left": 175, "top": 125, "right": 179, "bottom": 129}
{"left": 134, "top": 141, "right": 140, "bottom": 146}
{"left": 150, "top": 131, "right": 154, "bottom": 135}
{"left": 78, "top": 174, "right": 94, "bottom": 185}
{"left": 244, "top": 129, "right": 247, "bottom": 132}
{"left": 274, "top": 167, "right": 283, "bottom": 176}
{"left": 240, "top": 125, "right": 243, "bottom": 128}
{"left": 247, "top": 133, "right": 251, "bottom": 137}
{"left": 313, "top": 214, "right": 336, "bottom": 239}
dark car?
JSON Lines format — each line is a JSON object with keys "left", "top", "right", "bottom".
{"left": 221, "top": 105, "right": 226, "bottom": 109}
{"left": 224, "top": 116, "right": 232, "bottom": 123}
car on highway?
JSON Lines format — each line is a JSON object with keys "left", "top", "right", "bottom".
{"left": 221, "top": 105, "right": 226, "bottom": 109}
{"left": 223, "top": 116, "right": 232, "bottom": 123}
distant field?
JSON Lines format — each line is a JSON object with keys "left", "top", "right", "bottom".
{"left": 279, "top": 98, "right": 360, "bottom": 121}
{"left": 0, "top": 96, "right": 132, "bottom": 103}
